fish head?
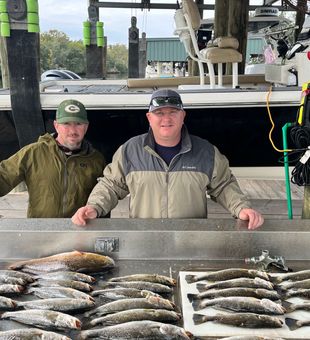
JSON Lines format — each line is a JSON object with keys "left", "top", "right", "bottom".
{"left": 261, "top": 298, "right": 285, "bottom": 314}
{"left": 159, "top": 324, "right": 193, "bottom": 338}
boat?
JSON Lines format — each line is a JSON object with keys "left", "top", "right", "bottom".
{"left": 0, "top": 75, "right": 303, "bottom": 169}
{"left": 0, "top": 7, "right": 309, "bottom": 173}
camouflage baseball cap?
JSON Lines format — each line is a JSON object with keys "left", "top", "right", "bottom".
{"left": 56, "top": 99, "right": 88, "bottom": 124}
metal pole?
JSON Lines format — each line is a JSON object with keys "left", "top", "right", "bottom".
{"left": 282, "top": 122, "right": 294, "bottom": 219}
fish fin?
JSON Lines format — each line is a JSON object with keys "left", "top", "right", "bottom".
{"left": 187, "top": 293, "right": 197, "bottom": 302}
{"left": 274, "top": 287, "right": 287, "bottom": 300}
{"left": 185, "top": 275, "right": 196, "bottom": 284}
{"left": 192, "top": 313, "right": 206, "bottom": 325}
{"left": 196, "top": 283, "right": 206, "bottom": 292}
{"left": 269, "top": 275, "right": 283, "bottom": 284}
{"left": 285, "top": 317, "right": 300, "bottom": 331}
{"left": 281, "top": 300, "right": 294, "bottom": 313}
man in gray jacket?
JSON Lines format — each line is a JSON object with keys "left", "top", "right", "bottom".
{"left": 72, "top": 89, "right": 263, "bottom": 229}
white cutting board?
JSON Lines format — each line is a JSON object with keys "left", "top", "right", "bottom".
{"left": 179, "top": 271, "right": 310, "bottom": 338}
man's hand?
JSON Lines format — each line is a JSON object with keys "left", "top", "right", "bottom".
{"left": 71, "top": 205, "right": 98, "bottom": 226}
{"left": 238, "top": 208, "right": 264, "bottom": 230}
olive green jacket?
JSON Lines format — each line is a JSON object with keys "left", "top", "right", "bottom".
{"left": 0, "top": 133, "right": 105, "bottom": 217}
{"left": 88, "top": 126, "right": 251, "bottom": 218}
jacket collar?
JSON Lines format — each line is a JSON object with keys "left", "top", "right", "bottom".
{"left": 144, "top": 125, "right": 192, "bottom": 153}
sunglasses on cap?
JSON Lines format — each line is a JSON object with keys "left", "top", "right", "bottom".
{"left": 150, "top": 96, "right": 183, "bottom": 109}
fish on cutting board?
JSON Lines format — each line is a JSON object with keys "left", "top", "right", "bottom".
{"left": 190, "top": 287, "right": 280, "bottom": 300}
{"left": 195, "top": 277, "right": 274, "bottom": 291}
{"left": 185, "top": 268, "right": 270, "bottom": 284}
{"left": 193, "top": 312, "right": 283, "bottom": 328}
{"left": 191, "top": 296, "right": 285, "bottom": 314}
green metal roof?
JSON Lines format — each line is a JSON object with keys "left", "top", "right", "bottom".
{"left": 146, "top": 38, "right": 188, "bottom": 62}
{"left": 246, "top": 37, "right": 265, "bottom": 61}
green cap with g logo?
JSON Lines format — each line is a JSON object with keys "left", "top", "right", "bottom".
{"left": 56, "top": 99, "right": 88, "bottom": 123}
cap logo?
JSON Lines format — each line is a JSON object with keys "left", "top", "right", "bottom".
{"left": 65, "top": 104, "right": 80, "bottom": 113}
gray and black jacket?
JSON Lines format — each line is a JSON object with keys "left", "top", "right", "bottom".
{"left": 88, "top": 126, "right": 251, "bottom": 218}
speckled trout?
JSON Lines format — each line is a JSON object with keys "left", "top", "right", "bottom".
{"left": 185, "top": 268, "right": 270, "bottom": 283}
{"left": 9, "top": 250, "right": 115, "bottom": 274}
{"left": 0, "top": 328, "right": 71, "bottom": 340}
{"left": 193, "top": 312, "right": 283, "bottom": 328}
{"left": 79, "top": 320, "right": 192, "bottom": 339}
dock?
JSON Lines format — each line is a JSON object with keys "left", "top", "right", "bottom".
{"left": 0, "top": 168, "right": 304, "bottom": 219}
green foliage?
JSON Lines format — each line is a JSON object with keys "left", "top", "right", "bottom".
{"left": 40, "top": 29, "right": 128, "bottom": 76}
{"left": 106, "top": 44, "right": 128, "bottom": 75}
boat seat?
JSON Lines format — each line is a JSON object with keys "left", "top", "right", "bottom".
{"left": 174, "top": 0, "right": 242, "bottom": 88}
{"left": 200, "top": 36, "right": 242, "bottom": 88}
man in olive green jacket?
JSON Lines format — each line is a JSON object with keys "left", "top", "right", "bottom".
{"left": 72, "top": 90, "right": 264, "bottom": 229}
{"left": 0, "top": 99, "right": 105, "bottom": 218}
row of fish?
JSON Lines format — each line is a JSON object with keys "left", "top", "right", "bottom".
{"left": 183, "top": 267, "right": 310, "bottom": 337}
{"left": 0, "top": 252, "right": 193, "bottom": 339}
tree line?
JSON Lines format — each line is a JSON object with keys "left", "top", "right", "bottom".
{"left": 40, "top": 30, "right": 128, "bottom": 77}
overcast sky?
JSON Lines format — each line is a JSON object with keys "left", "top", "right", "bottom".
{"left": 38, "top": 0, "right": 179, "bottom": 45}
{"left": 38, "top": 0, "right": 272, "bottom": 45}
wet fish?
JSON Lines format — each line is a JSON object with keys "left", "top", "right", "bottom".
{"left": 9, "top": 250, "right": 115, "bottom": 274}
{"left": 185, "top": 268, "right": 270, "bottom": 284}
{"left": 91, "top": 287, "right": 161, "bottom": 301}
{"left": 278, "top": 278, "right": 310, "bottom": 290}
{"left": 0, "top": 276, "right": 27, "bottom": 285}
{"left": 85, "top": 296, "right": 175, "bottom": 317}
{"left": 0, "top": 296, "right": 17, "bottom": 310}
{"left": 0, "top": 309, "right": 81, "bottom": 330}
{"left": 108, "top": 274, "right": 176, "bottom": 286}
{"left": 285, "top": 317, "right": 310, "bottom": 330}
{"left": 89, "top": 308, "right": 182, "bottom": 327}
{"left": 192, "top": 296, "right": 285, "bottom": 314}
{"left": 0, "top": 270, "right": 34, "bottom": 283}
{"left": 0, "top": 283, "right": 24, "bottom": 294}
{"left": 79, "top": 320, "right": 192, "bottom": 339}
{"left": 100, "top": 280, "right": 172, "bottom": 294}
{"left": 18, "top": 297, "right": 95, "bottom": 313}
{"left": 26, "top": 286, "right": 94, "bottom": 301}
{"left": 0, "top": 328, "right": 71, "bottom": 340}
{"left": 197, "top": 277, "right": 274, "bottom": 291}
{"left": 193, "top": 312, "right": 283, "bottom": 328}
{"left": 272, "top": 269, "right": 310, "bottom": 283}
{"left": 190, "top": 287, "right": 280, "bottom": 300}
{"left": 30, "top": 279, "right": 93, "bottom": 292}
{"left": 34, "top": 271, "right": 95, "bottom": 283}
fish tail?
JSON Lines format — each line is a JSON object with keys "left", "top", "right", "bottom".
{"left": 196, "top": 283, "right": 206, "bottom": 292}
{"left": 192, "top": 300, "right": 202, "bottom": 311}
{"left": 281, "top": 300, "right": 294, "bottom": 313}
{"left": 187, "top": 293, "right": 197, "bottom": 302}
{"left": 185, "top": 275, "right": 196, "bottom": 284}
{"left": 285, "top": 317, "right": 301, "bottom": 331}
{"left": 193, "top": 313, "right": 208, "bottom": 325}
{"left": 270, "top": 275, "right": 283, "bottom": 284}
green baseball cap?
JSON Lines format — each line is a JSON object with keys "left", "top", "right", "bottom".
{"left": 56, "top": 99, "right": 88, "bottom": 124}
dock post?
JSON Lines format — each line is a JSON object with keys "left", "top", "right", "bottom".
{"left": 85, "top": 2, "right": 105, "bottom": 78}
{"left": 128, "top": 16, "right": 139, "bottom": 78}
{"left": 139, "top": 32, "right": 147, "bottom": 78}
{"left": 4, "top": 0, "right": 45, "bottom": 148}
{"left": 303, "top": 187, "right": 310, "bottom": 219}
